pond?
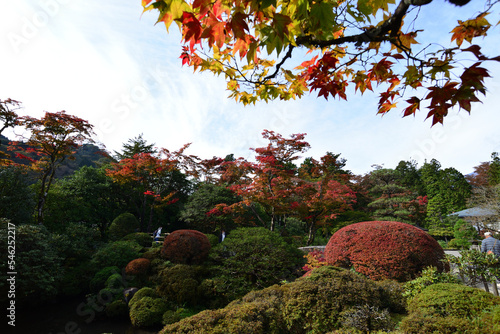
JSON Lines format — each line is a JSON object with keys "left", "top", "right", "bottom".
{"left": 14, "top": 295, "right": 161, "bottom": 334}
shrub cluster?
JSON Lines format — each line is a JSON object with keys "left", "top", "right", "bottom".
{"left": 159, "top": 266, "right": 405, "bottom": 334}
{"left": 161, "top": 229, "right": 211, "bottom": 265}
{"left": 325, "top": 221, "right": 447, "bottom": 281}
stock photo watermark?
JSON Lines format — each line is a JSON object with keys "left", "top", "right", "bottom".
{"left": 5, "top": 222, "right": 16, "bottom": 327}
{"left": 7, "top": 0, "right": 73, "bottom": 54}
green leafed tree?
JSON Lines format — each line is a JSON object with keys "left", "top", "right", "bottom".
{"left": 114, "top": 133, "right": 157, "bottom": 161}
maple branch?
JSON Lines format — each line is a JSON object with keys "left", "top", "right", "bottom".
{"left": 262, "top": 44, "right": 295, "bottom": 82}
{"left": 295, "top": 0, "right": 432, "bottom": 48}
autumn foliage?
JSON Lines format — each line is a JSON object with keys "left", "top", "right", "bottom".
{"left": 125, "top": 258, "right": 151, "bottom": 276}
{"left": 161, "top": 229, "right": 211, "bottom": 265}
{"left": 143, "top": 0, "right": 500, "bottom": 125}
{"left": 325, "top": 221, "right": 446, "bottom": 281}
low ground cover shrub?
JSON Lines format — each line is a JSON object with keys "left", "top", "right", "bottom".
{"left": 161, "top": 229, "right": 211, "bottom": 265}
{"left": 325, "top": 221, "right": 447, "bottom": 281}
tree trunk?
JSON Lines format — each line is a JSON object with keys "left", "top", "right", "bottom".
{"left": 307, "top": 223, "right": 316, "bottom": 246}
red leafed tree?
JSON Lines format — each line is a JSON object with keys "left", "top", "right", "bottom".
{"left": 16, "top": 111, "right": 95, "bottom": 224}
{"left": 294, "top": 153, "right": 356, "bottom": 244}
{"left": 143, "top": 0, "right": 500, "bottom": 125}
{"left": 107, "top": 144, "right": 197, "bottom": 231}
{"left": 229, "top": 130, "right": 310, "bottom": 230}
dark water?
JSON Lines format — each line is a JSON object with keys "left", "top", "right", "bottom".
{"left": 6, "top": 296, "right": 160, "bottom": 334}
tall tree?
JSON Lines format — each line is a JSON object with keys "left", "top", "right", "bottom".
{"left": 488, "top": 152, "right": 500, "bottom": 186}
{"left": 114, "top": 133, "right": 157, "bottom": 160}
{"left": 294, "top": 153, "right": 356, "bottom": 244}
{"left": 16, "top": 111, "right": 95, "bottom": 224}
{"left": 420, "top": 159, "right": 471, "bottom": 229}
{"left": 143, "top": 0, "right": 500, "bottom": 125}
{"left": 0, "top": 99, "right": 21, "bottom": 165}
{"left": 107, "top": 147, "right": 194, "bottom": 231}
{"left": 44, "top": 166, "right": 124, "bottom": 237}
{"left": 366, "top": 168, "right": 426, "bottom": 224}
{"left": 235, "top": 130, "right": 310, "bottom": 231}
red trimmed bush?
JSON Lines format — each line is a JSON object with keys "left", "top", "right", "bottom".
{"left": 125, "top": 258, "right": 151, "bottom": 276}
{"left": 325, "top": 221, "right": 446, "bottom": 282}
{"left": 161, "top": 229, "right": 211, "bottom": 265}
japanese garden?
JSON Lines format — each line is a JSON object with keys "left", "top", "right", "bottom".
{"left": 2, "top": 0, "right": 500, "bottom": 332}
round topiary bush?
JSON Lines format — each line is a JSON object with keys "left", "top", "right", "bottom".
{"left": 108, "top": 213, "right": 140, "bottom": 240}
{"left": 156, "top": 264, "right": 207, "bottom": 307}
{"left": 325, "top": 221, "right": 447, "bottom": 281}
{"left": 129, "top": 296, "right": 169, "bottom": 328}
{"left": 161, "top": 229, "right": 211, "bottom": 265}
{"left": 125, "top": 258, "right": 151, "bottom": 276}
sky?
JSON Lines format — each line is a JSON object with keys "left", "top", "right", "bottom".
{"left": 1, "top": 0, "right": 499, "bottom": 176}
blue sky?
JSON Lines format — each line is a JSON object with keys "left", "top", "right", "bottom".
{"left": 1, "top": 0, "right": 499, "bottom": 175}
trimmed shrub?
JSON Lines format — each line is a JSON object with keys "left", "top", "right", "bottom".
{"left": 473, "top": 304, "right": 500, "bottom": 334}
{"left": 89, "top": 266, "right": 120, "bottom": 292}
{"left": 407, "top": 283, "right": 500, "bottom": 319}
{"left": 122, "top": 232, "right": 153, "bottom": 247}
{"left": 91, "top": 240, "right": 142, "bottom": 269}
{"left": 161, "top": 229, "right": 211, "bottom": 265}
{"left": 400, "top": 310, "right": 473, "bottom": 334}
{"left": 401, "top": 283, "right": 500, "bottom": 333}
{"left": 209, "top": 227, "right": 305, "bottom": 300}
{"left": 156, "top": 264, "right": 207, "bottom": 307}
{"left": 129, "top": 287, "right": 159, "bottom": 308}
{"left": 129, "top": 296, "right": 169, "bottom": 328}
{"left": 108, "top": 213, "right": 139, "bottom": 240}
{"left": 325, "top": 221, "right": 447, "bottom": 281}
{"left": 125, "top": 258, "right": 151, "bottom": 276}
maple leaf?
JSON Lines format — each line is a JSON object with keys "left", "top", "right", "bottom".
{"left": 230, "top": 12, "right": 249, "bottom": 40}
{"left": 271, "top": 13, "right": 292, "bottom": 41}
{"left": 402, "top": 97, "right": 420, "bottom": 117}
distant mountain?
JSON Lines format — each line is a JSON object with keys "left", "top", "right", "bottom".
{"left": 0, "top": 134, "right": 113, "bottom": 178}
